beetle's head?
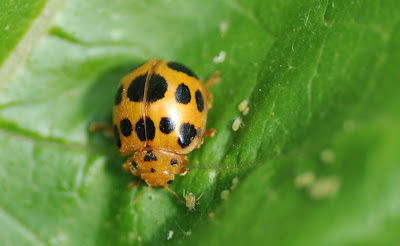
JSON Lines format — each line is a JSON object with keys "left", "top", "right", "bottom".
{"left": 134, "top": 150, "right": 188, "bottom": 187}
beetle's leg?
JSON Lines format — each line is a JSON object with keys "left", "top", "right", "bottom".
{"left": 203, "top": 129, "right": 217, "bottom": 137}
{"left": 205, "top": 71, "right": 221, "bottom": 88}
{"left": 205, "top": 71, "right": 221, "bottom": 110}
{"left": 89, "top": 123, "right": 114, "bottom": 138}
{"left": 164, "top": 186, "right": 183, "bottom": 203}
{"left": 126, "top": 179, "right": 143, "bottom": 190}
{"left": 179, "top": 167, "right": 189, "bottom": 176}
{"left": 206, "top": 92, "right": 214, "bottom": 110}
{"left": 133, "top": 185, "right": 152, "bottom": 204}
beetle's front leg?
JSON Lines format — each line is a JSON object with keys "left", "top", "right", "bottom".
{"left": 122, "top": 155, "right": 140, "bottom": 177}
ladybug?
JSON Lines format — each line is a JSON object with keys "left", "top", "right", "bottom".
{"left": 109, "top": 59, "right": 219, "bottom": 201}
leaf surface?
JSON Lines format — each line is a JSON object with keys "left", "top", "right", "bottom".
{"left": 0, "top": 0, "right": 399, "bottom": 245}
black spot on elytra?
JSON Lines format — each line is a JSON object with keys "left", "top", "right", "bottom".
{"left": 175, "top": 83, "right": 191, "bottom": 104}
{"left": 114, "top": 85, "right": 123, "bottom": 105}
{"left": 147, "top": 73, "right": 168, "bottom": 102}
{"left": 195, "top": 90, "right": 204, "bottom": 112}
{"left": 135, "top": 117, "right": 155, "bottom": 141}
{"left": 146, "top": 118, "right": 156, "bottom": 140}
{"left": 127, "top": 73, "right": 147, "bottom": 102}
{"left": 167, "top": 180, "right": 173, "bottom": 184}
{"left": 178, "top": 123, "right": 197, "bottom": 148}
{"left": 167, "top": 61, "right": 198, "bottom": 78}
{"left": 120, "top": 119, "right": 133, "bottom": 137}
{"left": 151, "top": 168, "right": 156, "bottom": 173}
{"left": 144, "top": 151, "right": 157, "bottom": 162}
{"left": 113, "top": 125, "right": 121, "bottom": 148}
{"left": 135, "top": 118, "right": 146, "bottom": 141}
{"left": 170, "top": 158, "right": 178, "bottom": 166}
{"left": 159, "top": 117, "right": 175, "bottom": 134}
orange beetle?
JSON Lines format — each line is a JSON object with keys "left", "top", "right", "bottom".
{"left": 110, "top": 59, "right": 219, "bottom": 201}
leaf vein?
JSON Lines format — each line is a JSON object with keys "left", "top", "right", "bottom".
{"left": 0, "top": 205, "right": 48, "bottom": 246}
{"left": 0, "top": 0, "right": 68, "bottom": 91}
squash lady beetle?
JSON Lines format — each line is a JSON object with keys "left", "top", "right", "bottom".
{"left": 93, "top": 59, "right": 220, "bottom": 202}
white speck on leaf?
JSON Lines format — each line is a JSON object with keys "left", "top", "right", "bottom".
{"left": 5, "top": 25, "right": 10, "bottom": 30}
{"left": 220, "top": 190, "right": 230, "bottom": 200}
{"left": 213, "top": 51, "right": 226, "bottom": 63}
{"left": 295, "top": 172, "right": 315, "bottom": 188}
{"left": 320, "top": 149, "right": 336, "bottom": 164}
{"left": 343, "top": 120, "right": 356, "bottom": 132}
{"left": 309, "top": 177, "right": 340, "bottom": 200}
{"left": 50, "top": 232, "right": 68, "bottom": 245}
{"left": 208, "top": 170, "right": 216, "bottom": 183}
{"left": 167, "top": 230, "right": 174, "bottom": 240}
{"left": 219, "top": 21, "right": 229, "bottom": 36}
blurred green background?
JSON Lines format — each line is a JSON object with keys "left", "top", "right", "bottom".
{"left": 1, "top": 0, "right": 399, "bottom": 245}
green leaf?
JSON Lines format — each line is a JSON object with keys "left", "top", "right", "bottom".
{"left": 0, "top": 0, "right": 48, "bottom": 63}
{"left": 1, "top": 0, "right": 399, "bottom": 246}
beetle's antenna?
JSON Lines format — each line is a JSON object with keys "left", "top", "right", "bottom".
{"left": 133, "top": 185, "right": 152, "bottom": 204}
{"left": 165, "top": 186, "right": 182, "bottom": 203}
{"left": 197, "top": 192, "right": 204, "bottom": 202}
{"left": 205, "top": 71, "right": 221, "bottom": 88}
{"left": 126, "top": 179, "right": 142, "bottom": 189}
